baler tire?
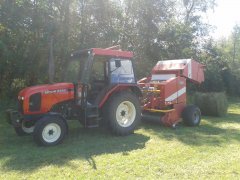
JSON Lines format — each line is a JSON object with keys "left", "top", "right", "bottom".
{"left": 104, "top": 91, "right": 141, "bottom": 136}
{"left": 182, "top": 105, "right": 201, "bottom": 126}
{"left": 33, "top": 116, "right": 67, "bottom": 146}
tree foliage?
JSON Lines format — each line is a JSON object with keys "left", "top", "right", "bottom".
{"left": 197, "top": 25, "right": 240, "bottom": 96}
{"left": 5, "top": 0, "right": 240, "bottom": 99}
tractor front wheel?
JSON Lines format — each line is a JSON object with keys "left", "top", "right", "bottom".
{"left": 14, "top": 120, "right": 35, "bottom": 136}
{"left": 33, "top": 116, "right": 67, "bottom": 146}
{"left": 104, "top": 91, "right": 141, "bottom": 135}
{"left": 182, "top": 105, "right": 201, "bottom": 126}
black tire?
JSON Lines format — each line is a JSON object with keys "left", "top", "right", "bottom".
{"left": 182, "top": 105, "right": 201, "bottom": 126}
{"left": 14, "top": 121, "right": 35, "bottom": 136}
{"left": 33, "top": 116, "right": 67, "bottom": 146}
{"left": 104, "top": 91, "right": 141, "bottom": 136}
{"left": 15, "top": 127, "right": 28, "bottom": 136}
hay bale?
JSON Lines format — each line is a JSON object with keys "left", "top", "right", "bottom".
{"left": 193, "top": 92, "right": 228, "bottom": 117}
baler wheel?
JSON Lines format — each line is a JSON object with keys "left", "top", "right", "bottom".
{"left": 33, "top": 116, "right": 67, "bottom": 146}
{"left": 104, "top": 91, "right": 141, "bottom": 135}
{"left": 182, "top": 105, "right": 201, "bottom": 126}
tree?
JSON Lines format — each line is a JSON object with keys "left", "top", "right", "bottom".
{"left": 0, "top": 0, "right": 219, "bottom": 98}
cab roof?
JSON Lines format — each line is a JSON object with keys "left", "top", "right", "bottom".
{"left": 71, "top": 48, "right": 133, "bottom": 59}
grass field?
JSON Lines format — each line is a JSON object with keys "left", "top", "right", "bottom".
{"left": 0, "top": 101, "right": 240, "bottom": 179}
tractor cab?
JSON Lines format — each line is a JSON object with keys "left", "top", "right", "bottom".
{"left": 69, "top": 47, "right": 137, "bottom": 106}
{"left": 68, "top": 47, "right": 141, "bottom": 129}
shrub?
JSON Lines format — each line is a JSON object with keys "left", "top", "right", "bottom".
{"left": 9, "top": 78, "right": 26, "bottom": 98}
{"left": 193, "top": 92, "right": 228, "bottom": 117}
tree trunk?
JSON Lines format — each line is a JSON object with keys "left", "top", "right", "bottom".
{"left": 62, "top": 0, "right": 71, "bottom": 81}
{"left": 48, "top": 35, "right": 55, "bottom": 83}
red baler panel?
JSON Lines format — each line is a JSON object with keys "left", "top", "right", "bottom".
{"left": 152, "top": 59, "right": 187, "bottom": 71}
{"left": 151, "top": 59, "right": 205, "bottom": 84}
{"left": 161, "top": 77, "right": 186, "bottom": 106}
{"left": 191, "top": 60, "right": 205, "bottom": 84}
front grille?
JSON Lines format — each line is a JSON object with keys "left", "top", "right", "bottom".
{"left": 18, "top": 99, "right": 24, "bottom": 114}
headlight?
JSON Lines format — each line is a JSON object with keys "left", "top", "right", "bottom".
{"left": 18, "top": 96, "right": 24, "bottom": 100}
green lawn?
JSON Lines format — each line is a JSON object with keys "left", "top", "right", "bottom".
{"left": 0, "top": 101, "right": 240, "bottom": 179}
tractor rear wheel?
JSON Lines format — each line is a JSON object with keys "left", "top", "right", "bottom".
{"left": 182, "top": 105, "right": 201, "bottom": 126}
{"left": 33, "top": 116, "right": 67, "bottom": 146}
{"left": 104, "top": 91, "right": 141, "bottom": 135}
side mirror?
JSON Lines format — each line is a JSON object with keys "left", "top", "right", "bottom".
{"left": 115, "top": 60, "right": 121, "bottom": 68}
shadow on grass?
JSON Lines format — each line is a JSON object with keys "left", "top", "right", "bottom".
{"left": 1, "top": 108, "right": 240, "bottom": 172}
{"left": 203, "top": 113, "right": 240, "bottom": 124}
{"left": 141, "top": 113, "right": 240, "bottom": 147}
{"left": 0, "top": 120, "right": 150, "bottom": 172}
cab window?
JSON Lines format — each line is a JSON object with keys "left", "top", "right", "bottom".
{"left": 109, "top": 59, "right": 135, "bottom": 84}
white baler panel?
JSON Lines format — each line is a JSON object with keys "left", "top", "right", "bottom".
{"left": 165, "top": 87, "right": 186, "bottom": 102}
{"left": 151, "top": 74, "right": 176, "bottom": 81}
{"left": 156, "top": 59, "right": 191, "bottom": 69}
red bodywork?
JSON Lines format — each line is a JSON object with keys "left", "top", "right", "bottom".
{"left": 138, "top": 59, "right": 205, "bottom": 126}
{"left": 18, "top": 83, "right": 74, "bottom": 115}
{"left": 92, "top": 48, "right": 133, "bottom": 58}
{"left": 18, "top": 48, "right": 135, "bottom": 116}
{"left": 18, "top": 46, "right": 204, "bottom": 128}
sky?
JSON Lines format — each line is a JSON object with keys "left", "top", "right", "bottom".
{"left": 207, "top": 0, "right": 240, "bottom": 39}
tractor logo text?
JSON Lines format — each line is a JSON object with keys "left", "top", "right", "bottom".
{"left": 44, "top": 89, "right": 68, "bottom": 94}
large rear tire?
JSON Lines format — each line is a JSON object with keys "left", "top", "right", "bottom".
{"left": 33, "top": 116, "right": 67, "bottom": 146}
{"left": 182, "top": 105, "right": 201, "bottom": 126}
{"left": 104, "top": 91, "right": 141, "bottom": 135}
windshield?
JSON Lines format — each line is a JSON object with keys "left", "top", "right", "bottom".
{"left": 109, "top": 59, "right": 135, "bottom": 84}
{"left": 64, "top": 56, "right": 87, "bottom": 82}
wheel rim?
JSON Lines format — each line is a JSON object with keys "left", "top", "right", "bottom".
{"left": 22, "top": 121, "right": 34, "bottom": 134}
{"left": 42, "top": 123, "right": 61, "bottom": 143}
{"left": 193, "top": 111, "right": 200, "bottom": 124}
{"left": 116, "top": 101, "right": 136, "bottom": 127}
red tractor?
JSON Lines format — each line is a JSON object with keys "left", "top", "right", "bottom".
{"left": 6, "top": 47, "right": 205, "bottom": 146}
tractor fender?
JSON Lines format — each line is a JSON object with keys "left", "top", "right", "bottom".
{"left": 98, "top": 84, "right": 142, "bottom": 108}
{"left": 43, "top": 112, "right": 69, "bottom": 134}
{"left": 129, "top": 86, "right": 142, "bottom": 97}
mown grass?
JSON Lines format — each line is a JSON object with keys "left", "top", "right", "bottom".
{"left": 0, "top": 100, "right": 240, "bottom": 179}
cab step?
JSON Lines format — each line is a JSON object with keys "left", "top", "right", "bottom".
{"left": 86, "top": 105, "right": 100, "bottom": 128}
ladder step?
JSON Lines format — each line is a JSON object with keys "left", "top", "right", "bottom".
{"left": 86, "top": 117, "right": 101, "bottom": 128}
{"left": 87, "top": 114, "right": 99, "bottom": 118}
{"left": 87, "top": 124, "right": 99, "bottom": 128}
{"left": 86, "top": 106, "right": 99, "bottom": 116}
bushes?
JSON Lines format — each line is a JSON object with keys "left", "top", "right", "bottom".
{"left": 193, "top": 92, "right": 228, "bottom": 117}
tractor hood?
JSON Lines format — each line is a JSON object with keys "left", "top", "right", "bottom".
{"left": 18, "top": 82, "right": 74, "bottom": 100}
{"left": 18, "top": 82, "right": 75, "bottom": 115}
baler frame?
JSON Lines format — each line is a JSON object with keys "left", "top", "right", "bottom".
{"left": 138, "top": 59, "right": 205, "bottom": 127}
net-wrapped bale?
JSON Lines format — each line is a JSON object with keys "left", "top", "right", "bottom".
{"left": 193, "top": 92, "right": 228, "bottom": 117}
